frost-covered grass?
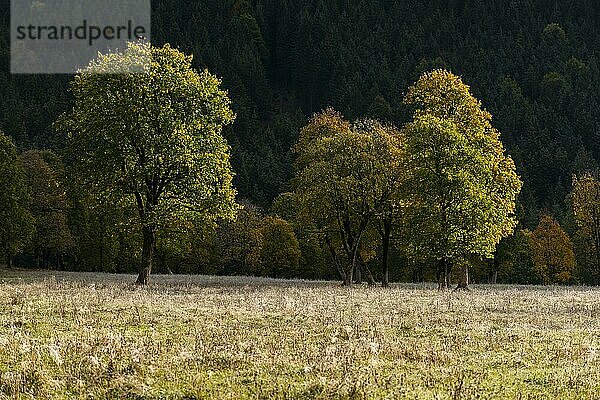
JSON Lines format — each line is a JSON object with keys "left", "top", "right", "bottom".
{"left": 1, "top": 268, "right": 600, "bottom": 399}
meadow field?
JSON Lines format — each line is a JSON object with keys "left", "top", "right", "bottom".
{"left": 1, "top": 269, "right": 600, "bottom": 399}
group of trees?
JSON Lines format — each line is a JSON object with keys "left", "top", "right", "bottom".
{"left": 0, "top": 143, "right": 73, "bottom": 270}
{"left": 4, "top": 1, "right": 600, "bottom": 285}
{"left": 1, "top": 53, "right": 527, "bottom": 289}
{"left": 479, "top": 174, "right": 600, "bottom": 286}
{"left": 0, "top": 126, "right": 305, "bottom": 281}
{"left": 2, "top": 38, "right": 600, "bottom": 287}
{"left": 1, "top": 43, "right": 303, "bottom": 285}
{"left": 285, "top": 70, "right": 521, "bottom": 288}
{"left": 0, "top": 134, "right": 33, "bottom": 268}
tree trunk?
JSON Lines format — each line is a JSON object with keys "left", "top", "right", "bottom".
{"left": 342, "top": 259, "right": 353, "bottom": 286}
{"left": 357, "top": 257, "right": 376, "bottom": 286}
{"left": 595, "top": 232, "right": 600, "bottom": 285}
{"left": 343, "top": 261, "right": 354, "bottom": 287}
{"left": 492, "top": 270, "right": 497, "bottom": 284}
{"left": 436, "top": 259, "right": 444, "bottom": 290}
{"left": 345, "top": 227, "right": 365, "bottom": 286}
{"left": 444, "top": 260, "right": 451, "bottom": 289}
{"left": 7, "top": 254, "right": 12, "bottom": 268}
{"left": 136, "top": 225, "right": 155, "bottom": 285}
{"left": 455, "top": 261, "right": 469, "bottom": 291}
{"left": 325, "top": 234, "right": 347, "bottom": 285}
{"left": 412, "top": 264, "right": 420, "bottom": 283}
{"left": 438, "top": 258, "right": 451, "bottom": 290}
{"left": 381, "top": 219, "right": 391, "bottom": 287}
{"left": 342, "top": 270, "right": 352, "bottom": 286}
{"left": 354, "top": 262, "right": 362, "bottom": 284}
{"left": 493, "top": 257, "right": 499, "bottom": 284}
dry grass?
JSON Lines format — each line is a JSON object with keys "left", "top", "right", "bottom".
{"left": 1, "top": 268, "right": 600, "bottom": 399}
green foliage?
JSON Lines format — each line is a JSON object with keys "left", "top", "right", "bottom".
{"left": 18, "top": 150, "right": 73, "bottom": 269}
{"left": 4, "top": 2, "right": 600, "bottom": 217}
{"left": 61, "top": 42, "right": 238, "bottom": 229}
{"left": 292, "top": 109, "right": 404, "bottom": 284}
{"left": 404, "top": 70, "right": 493, "bottom": 131}
{"left": 59, "top": 42, "right": 238, "bottom": 283}
{"left": 216, "top": 201, "right": 264, "bottom": 276}
{"left": 211, "top": 202, "right": 303, "bottom": 278}
{"left": 155, "top": 220, "right": 213, "bottom": 275}
{"left": 0, "top": 131, "right": 34, "bottom": 264}
{"left": 542, "top": 23, "right": 567, "bottom": 47}
{"left": 258, "top": 216, "right": 301, "bottom": 278}
{"left": 493, "top": 230, "right": 538, "bottom": 284}
{"left": 271, "top": 192, "right": 331, "bottom": 280}
{"left": 4, "top": 3, "right": 600, "bottom": 284}
{"left": 402, "top": 71, "right": 522, "bottom": 264}
{"left": 67, "top": 194, "right": 140, "bottom": 273}
{"left": 570, "top": 173, "right": 600, "bottom": 283}
{"left": 367, "top": 95, "right": 393, "bottom": 121}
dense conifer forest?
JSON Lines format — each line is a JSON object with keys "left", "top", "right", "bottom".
{"left": 2, "top": 0, "right": 600, "bottom": 284}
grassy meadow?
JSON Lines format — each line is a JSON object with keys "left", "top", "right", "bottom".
{"left": 1, "top": 269, "right": 600, "bottom": 399}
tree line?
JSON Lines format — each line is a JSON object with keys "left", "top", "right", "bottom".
{"left": 3, "top": 42, "right": 596, "bottom": 287}
{"left": 4, "top": 0, "right": 600, "bottom": 285}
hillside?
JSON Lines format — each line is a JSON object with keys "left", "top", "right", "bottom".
{"left": 2, "top": 0, "right": 600, "bottom": 220}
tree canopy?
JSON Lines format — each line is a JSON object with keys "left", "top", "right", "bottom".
{"left": 402, "top": 70, "right": 522, "bottom": 289}
{"left": 292, "top": 109, "right": 404, "bottom": 285}
{"left": 18, "top": 150, "right": 73, "bottom": 269}
{"left": 571, "top": 173, "right": 600, "bottom": 283}
{"left": 0, "top": 131, "right": 33, "bottom": 266}
{"left": 59, "top": 42, "right": 238, "bottom": 284}
{"left": 529, "top": 215, "right": 576, "bottom": 285}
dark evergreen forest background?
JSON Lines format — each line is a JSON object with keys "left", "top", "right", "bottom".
{"left": 2, "top": 0, "right": 600, "bottom": 281}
